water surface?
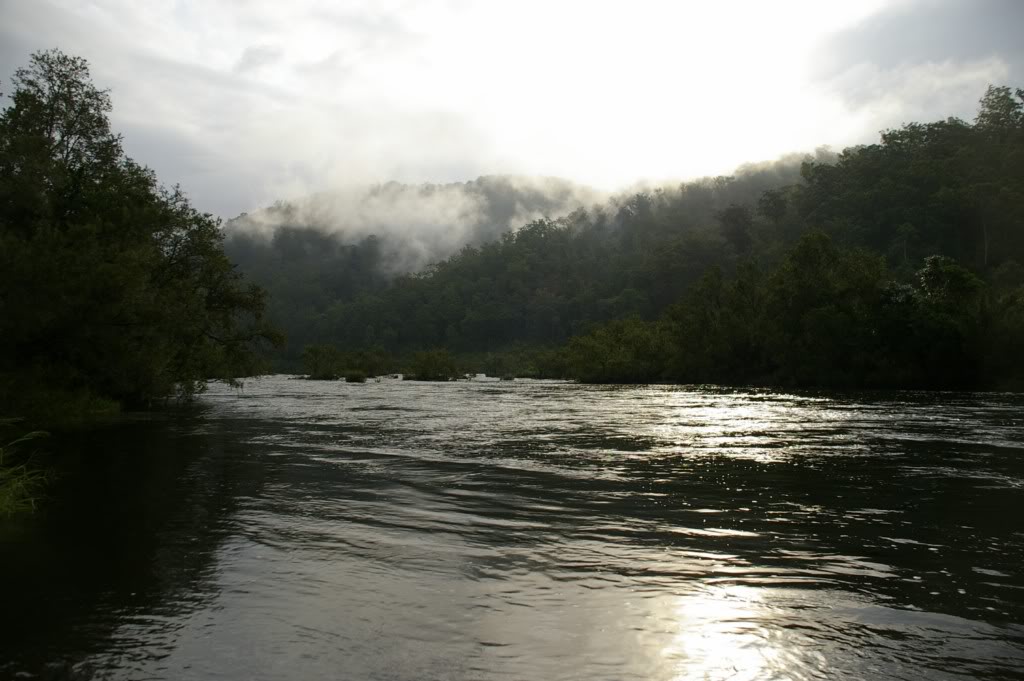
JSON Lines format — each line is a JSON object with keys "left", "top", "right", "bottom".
{"left": 2, "top": 377, "right": 1023, "bottom": 680}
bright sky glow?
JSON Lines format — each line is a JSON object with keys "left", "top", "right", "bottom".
{"left": 1, "top": 0, "right": 1018, "bottom": 216}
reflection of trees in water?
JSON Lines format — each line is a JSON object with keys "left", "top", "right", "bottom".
{"left": 0, "top": 414, "right": 270, "bottom": 676}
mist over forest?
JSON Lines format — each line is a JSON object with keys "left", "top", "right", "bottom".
{"left": 223, "top": 175, "right": 608, "bottom": 275}
{"left": 221, "top": 151, "right": 838, "bottom": 357}
{"left": 223, "top": 152, "right": 831, "bottom": 273}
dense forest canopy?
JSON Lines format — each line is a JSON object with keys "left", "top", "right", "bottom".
{"left": 223, "top": 152, "right": 829, "bottom": 361}
{"left": 225, "top": 87, "right": 1023, "bottom": 389}
{"left": 0, "top": 50, "right": 279, "bottom": 421}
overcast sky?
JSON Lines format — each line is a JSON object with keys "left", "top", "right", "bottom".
{"left": 1, "top": 0, "right": 1021, "bottom": 218}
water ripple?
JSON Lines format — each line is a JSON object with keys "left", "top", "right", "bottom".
{"left": 2, "top": 377, "right": 1023, "bottom": 680}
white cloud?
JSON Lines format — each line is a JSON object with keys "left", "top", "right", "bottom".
{"left": 1, "top": 0, "right": 1016, "bottom": 217}
{"left": 825, "top": 58, "right": 1011, "bottom": 131}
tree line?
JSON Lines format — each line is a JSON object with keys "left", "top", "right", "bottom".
{"left": 237, "top": 86, "right": 1024, "bottom": 389}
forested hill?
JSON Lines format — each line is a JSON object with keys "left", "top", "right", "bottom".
{"left": 227, "top": 86, "right": 1024, "bottom": 389}
{"left": 222, "top": 175, "right": 608, "bottom": 349}
{"left": 224, "top": 154, "right": 819, "bottom": 357}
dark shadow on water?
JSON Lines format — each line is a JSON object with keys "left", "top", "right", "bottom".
{"left": 0, "top": 410, "right": 268, "bottom": 678}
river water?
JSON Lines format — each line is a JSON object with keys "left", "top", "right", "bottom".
{"left": 2, "top": 376, "right": 1023, "bottom": 680}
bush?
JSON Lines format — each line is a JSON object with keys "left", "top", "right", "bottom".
{"left": 405, "top": 349, "right": 458, "bottom": 381}
{"left": 301, "top": 344, "right": 343, "bottom": 380}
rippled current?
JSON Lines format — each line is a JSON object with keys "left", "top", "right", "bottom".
{"left": 3, "top": 377, "right": 1024, "bottom": 680}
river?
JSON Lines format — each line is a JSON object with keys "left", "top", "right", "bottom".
{"left": 2, "top": 376, "right": 1023, "bottom": 680}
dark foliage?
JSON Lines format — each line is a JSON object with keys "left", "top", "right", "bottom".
{"left": 0, "top": 50, "right": 280, "bottom": 420}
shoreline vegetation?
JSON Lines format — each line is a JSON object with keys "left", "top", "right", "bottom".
{"left": 2, "top": 48, "right": 1023, "bottom": 512}
{"left": 0, "top": 50, "right": 282, "bottom": 512}
{"left": 293, "top": 229, "right": 1023, "bottom": 390}
{"left": 0, "top": 427, "right": 49, "bottom": 517}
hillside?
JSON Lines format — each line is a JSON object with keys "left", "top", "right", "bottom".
{"left": 223, "top": 158, "right": 816, "bottom": 359}
{"left": 224, "top": 87, "right": 1024, "bottom": 388}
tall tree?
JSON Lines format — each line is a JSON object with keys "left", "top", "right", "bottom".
{"left": 0, "top": 50, "right": 280, "bottom": 417}
{"left": 716, "top": 203, "right": 753, "bottom": 255}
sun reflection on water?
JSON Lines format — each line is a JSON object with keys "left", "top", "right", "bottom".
{"left": 659, "top": 585, "right": 806, "bottom": 681}
{"left": 635, "top": 389, "right": 859, "bottom": 464}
